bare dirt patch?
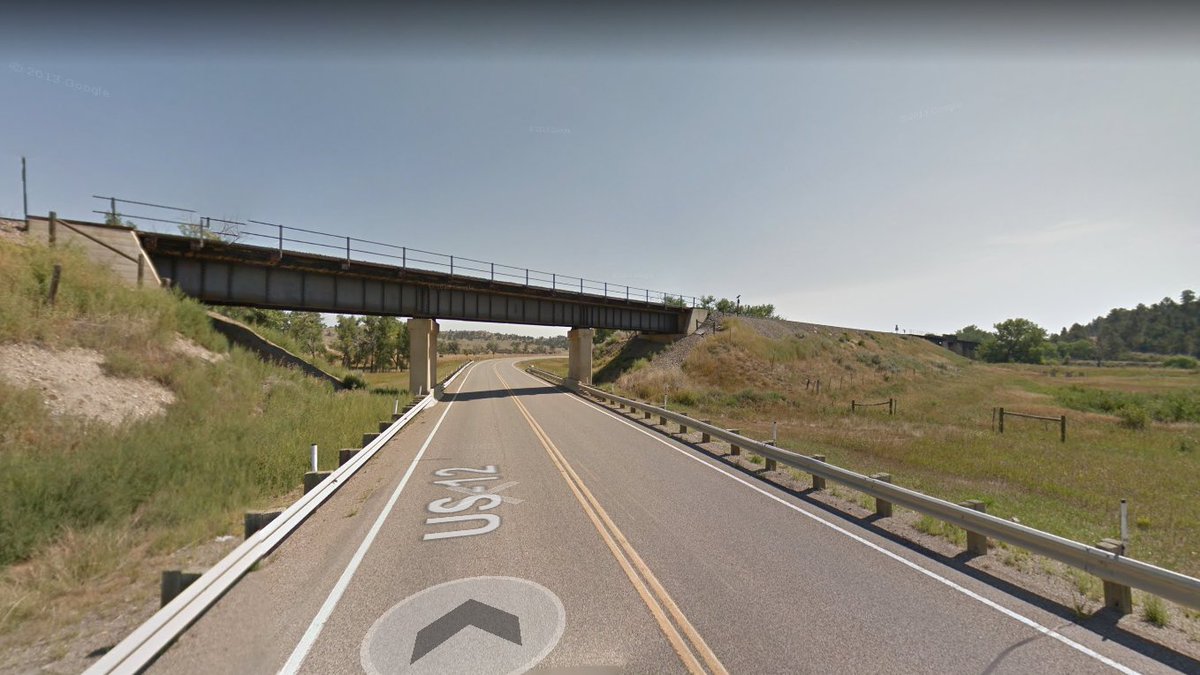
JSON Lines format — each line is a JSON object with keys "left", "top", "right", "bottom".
{"left": 0, "top": 219, "right": 25, "bottom": 244}
{"left": 170, "top": 335, "right": 225, "bottom": 364}
{"left": 0, "top": 344, "right": 175, "bottom": 426}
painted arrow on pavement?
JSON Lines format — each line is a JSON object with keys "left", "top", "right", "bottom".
{"left": 410, "top": 599, "right": 523, "bottom": 664}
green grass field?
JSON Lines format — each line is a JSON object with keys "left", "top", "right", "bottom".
{"left": 602, "top": 319, "right": 1200, "bottom": 577}
{"left": 0, "top": 239, "right": 400, "bottom": 636}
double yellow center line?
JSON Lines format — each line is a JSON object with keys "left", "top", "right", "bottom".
{"left": 497, "top": 371, "right": 727, "bottom": 675}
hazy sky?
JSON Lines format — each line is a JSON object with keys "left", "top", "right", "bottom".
{"left": 2, "top": 4, "right": 1197, "bottom": 337}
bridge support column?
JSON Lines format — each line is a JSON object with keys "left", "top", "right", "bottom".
{"left": 408, "top": 318, "right": 439, "bottom": 395}
{"left": 567, "top": 328, "right": 594, "bottom": 385}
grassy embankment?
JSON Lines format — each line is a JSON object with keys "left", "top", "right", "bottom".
{"left": 592, "top": 319, "right": 1200, "bottom": 580}
{"left": 0, "top": 239, "right": 403, "bottom": 636}
{"left": 360, "top": 353, "right": 526, "bottom": 392}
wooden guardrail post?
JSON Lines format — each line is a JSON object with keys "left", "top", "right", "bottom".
{"left": 700, "top": 420, "right": 711, "bottom": 443}
{"left": 161, "top": 570, "right": 202, "bottom": 607}
{"left": 1097, "top": 539, "right": 1133, "bottom": 614}
{"left": 871, "top": 473, "right": 893, "bottom": 517}
{"left": 679, "top": 419, "right": 688, "bottom": 434}
{"left": 644, "top": 410, "right": 652, "bottom": 420}
{"left": 727, "top": 429, "right": 741, "bottom": 455}
{"left": 763, "top": 440, "right": 777, "bottom": 471}
{"left": 660, "top": 414, "right": 668, "bottom": 426}
{"left": 810, "top": 455, "right": 827, "bottom": 490}
{"left": 244, "top": 510, "right": 281, "bottom": 539}
{"left": 960, "top": 500, "right": 988, "bottom": 554}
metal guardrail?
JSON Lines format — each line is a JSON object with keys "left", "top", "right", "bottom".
{"left": 526, "top": 367, "right": 1200, "bottom": 611}
{"left": 86, "top": 362, "right": 474, "bottom": 674}
{"left": 91, "top": 195, "right": 700, "bottom": 309}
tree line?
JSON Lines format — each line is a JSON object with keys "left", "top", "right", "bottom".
{"left": 955, "top": 290, "right": 1199, "bottom": 366}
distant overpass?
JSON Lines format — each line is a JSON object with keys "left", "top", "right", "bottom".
{"left": 26, "top": 211, "right": 706, "bottom": 395}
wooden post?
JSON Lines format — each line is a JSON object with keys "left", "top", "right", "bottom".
{"left": 727, "top": 429, "right": 741, "bottom": 456}
{"left": 1061, "top": 415, "right": 1067, "bottom": 443}
{"left": 137, "top": 254, "right": 145, "bottom": 287}
{"left": 871, "top": 473, "right": 893, "bottom": 517}
{"left": 700, "top": 420, "right": 711, "bottom": 443}
{"left": 659, "top": 414, "right": 668, "bottom": 426}
{"left": 889, "top": 398, "right": 895, "bottom": 415}
{"left": 960, "top": 500, "right": 988, "bottom": 555}
{"left": 47, "top": 264, "right": 62, "bottom": 305}
{"left": 763, "top": 440, "right": 777, "bottom": 471}
{"left": 998, "top": 407, "right": 1005, "bottom": 433}
{"left": 851, "top": 400, "right": 856, "bottom": 412}
{"left": 48, "top": 211, "right": 57, "bottom": 246}
{"left": 810, "top": 454, "right": 827, "bottom": 490}
{"left": 1096, "top": 539, "right": 1132, "bottom": 614}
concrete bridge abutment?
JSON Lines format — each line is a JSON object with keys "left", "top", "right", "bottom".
{"left": 567, "top": 328, "right": 594, "bottom": 386}
{"left": 408, "top": 318, "right": 440, "bottom": 395}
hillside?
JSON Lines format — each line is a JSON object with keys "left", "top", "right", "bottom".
{"left": 0, "top": 235, "right": 398, "bottom": 671}
{"left": 579, "top": 314, "right": 1200, "bottom": 578}
{"left": 1059, "top": 290, "right": 1199, "bottom": 359}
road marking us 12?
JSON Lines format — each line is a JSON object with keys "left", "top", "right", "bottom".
{"left": 423, "top": 465, "right": 515, "bottom": 541}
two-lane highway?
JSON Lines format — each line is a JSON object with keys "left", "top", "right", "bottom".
{"left": 149, "top": 358, "right": 1183, "bottom": 673}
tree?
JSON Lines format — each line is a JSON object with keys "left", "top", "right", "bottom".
{"left": 955, "top": 325, "right": 993, "bottom": 344}
{"left": 699, "top": 295, "right": 716, "bottom": 310}
{"left": 445, "top": 340, "right": 461, "bottom": 355}
{"left": 334, "top": 316, "right": 362, "bottom": 368}
{"left": 485, "top": 341, "right": 499, "bottom": 354}
{"left": 285, "top": 312, "right": 325, "bottom": 359}
{"left": 977, "top": 318, "right": 1047, "bottom": 364}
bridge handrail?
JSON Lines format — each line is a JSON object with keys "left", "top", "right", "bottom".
{"left": 524, "top": 367, "right": 1200, "bottom": 612}
{"left": 93, "top": 195, "right": 702, "bottom": 308}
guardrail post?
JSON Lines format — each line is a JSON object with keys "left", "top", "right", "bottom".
{"left": 244, "top": 510, "right": 281, "bottom": 539}
{"left": 763, "top": 440, "right": 777, "bottom": 471}
{"left": 810, "top": 455, "right": 827, "bottom": 489}
{"left": 871, "top": 473, "right": 893, "bottom": 517}
{"left": 339, "top": 448, "right": 360, "bottom": 467}
{"left": 960, "top": 500, "right": 988, "bottom": 554}
{"left": 303, "top": 471, "right": 331, "bottom": 494}
{"left": 644, "top": 410, "right": 652, "bottom": 419}
{"left": 727, "top": 429, "right": 741, "bottom": 455}
{"left": 660, "top": 414, "right": 668, "bottom": 426}
{"left": 1095, "top": 539, "right": 1133, "bottom": 614}
{"left": 678, "top": 419, "right": 688, "bottom": 434}
{"left": 161, "top": 570, "right": 203, "bottom": 607}
{"left": 700, "top": 420, "right": 711, "bottom": 443}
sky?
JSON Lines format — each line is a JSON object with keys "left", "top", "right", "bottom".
{"left": 2, "top": 3, "right": 1197, "bottom": 338}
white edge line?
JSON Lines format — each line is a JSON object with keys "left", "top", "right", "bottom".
{"left": 277, "top": 360, "right": 479, "bottom": 674}
{"left": 514, "top": 366, "right": 1142, "bottom": 675}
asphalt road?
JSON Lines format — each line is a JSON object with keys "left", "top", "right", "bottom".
{"left": 149, "top": 358, "right": 1189, "bottom": 674}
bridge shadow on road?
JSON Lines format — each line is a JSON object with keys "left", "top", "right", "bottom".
{"left": 588, "top": 400, "right": 1200, "bottom": 674}
{"left": 446, "top": 386, "right": 559, "bottom": 402}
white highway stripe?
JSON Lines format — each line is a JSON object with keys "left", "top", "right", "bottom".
{"left": 514, "top": 364, "right": 1141, "bottom": 675}
{"left": 278, "top": 362, "right": 479, "bottom": 675}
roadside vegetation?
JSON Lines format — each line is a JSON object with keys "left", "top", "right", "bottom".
{"left": 592, "top": 317, "right": 1200, "bottom": 578}
{"left": 0, "top": 238, "right": 398, "bottom": 640}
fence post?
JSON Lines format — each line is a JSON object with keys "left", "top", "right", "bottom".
{"left": 552, "top": 273, "right": 556, "bottom": 290}
{"left": 402, "top": 247, "right": 407, "bottom": 268}
{"left": 110, "top": 197, "right": 117, "bottom": 223}
{"left": 604, "top": 281, "right": 607, "bottom": 297}
{"left": 47, "top": 263, "right": 62, "bottom": 305}
{"left": 491, "top": 262, "right": 495, "bottom": 281}
{"left": 727, "top": 429, "right": 741, "bottom": 456}
{"left": 277, "top": 224, "right": 283, "bottom": 255}
{"left": 810, "top": 455, "right": 827, "bottom": 490}
{"left": 345, "top": 236, "right": 351, "bottom": 262}
{"left": 1061, "top": 415, "right": 1067, "bottom": 443}
{"left": 525, "top": 268, "right": 529, "bottom": 286}
{"left": 137, "top": 254, "right": 145, "bottom": 287}
{"left": 960, "top": 500, "right": 988, "bottom": 554}
{"left": 889, "top": 398, "right": 895, "bottom": 415}
{"left": 998, "top": 407, "right": 1005, "bottom": 433}
{"left": 580, "top": 278, "right": 584, "bottom": 294}
{"left": 450, "top": 256, "right": 454, "bottom": 275}
{"left": 851, "top": 400, "right": 856, "bottom": 412}
{"left": 871, "top": 473, "right": 893, "bottom": 517}
{"left": 48, "top": 211, "right": 57, "bottom": 246}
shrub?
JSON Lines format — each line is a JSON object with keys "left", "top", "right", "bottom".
{"left": 1117, "top": 405, "right": 1149, "bottom": 430}
{"left": 342, "top": 372, "right": 368, "bottom": 390}
{"left": 1163, "top": 356, "right": 1198, "bottom": 370}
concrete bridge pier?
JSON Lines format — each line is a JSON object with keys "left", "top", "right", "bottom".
{"left": 567, "top": 328, "right": 594, "bottom": 386}
{"left": 408, "top": 318, "right": 440, "bottom": 395}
